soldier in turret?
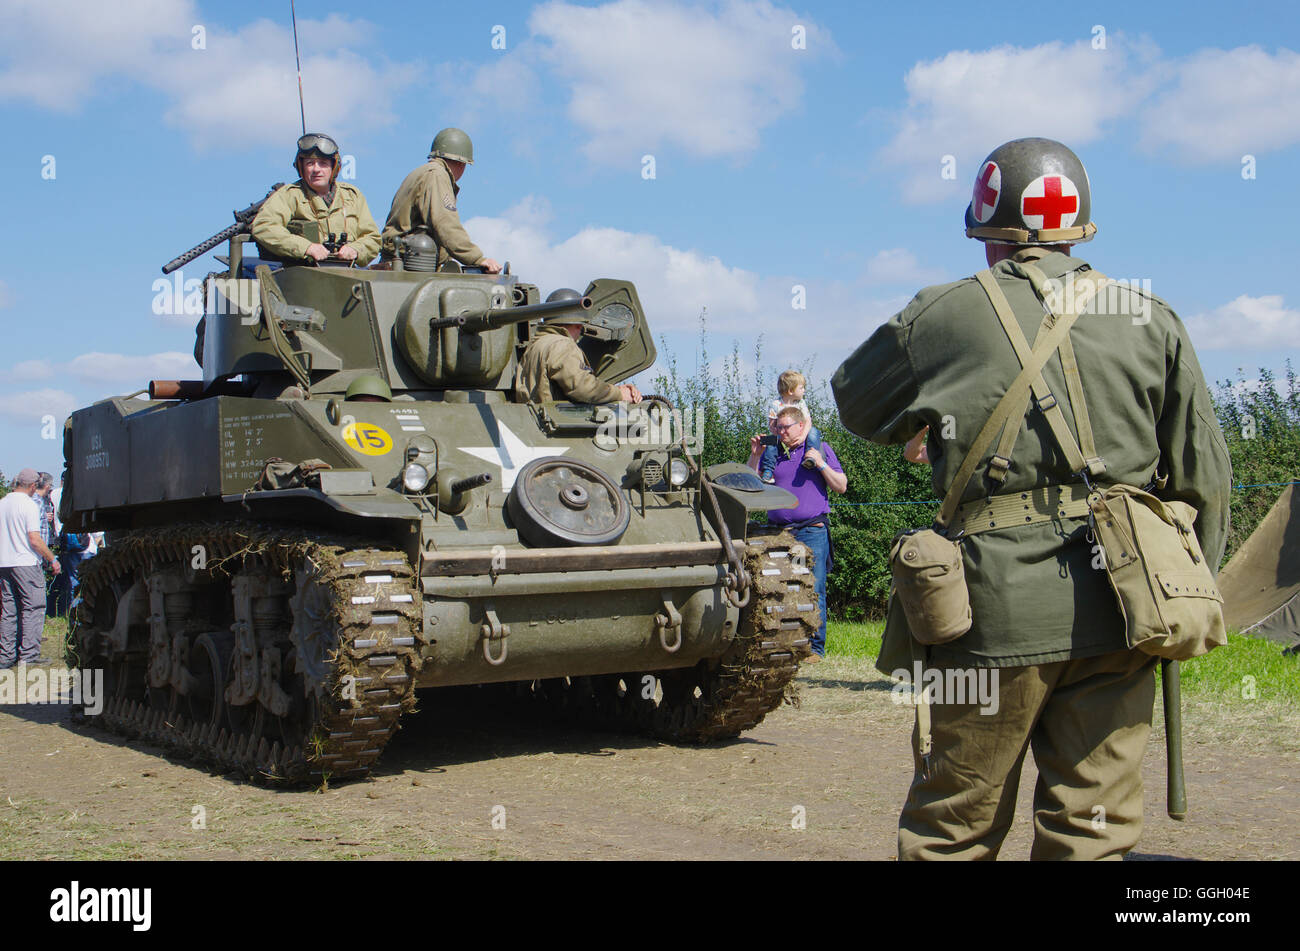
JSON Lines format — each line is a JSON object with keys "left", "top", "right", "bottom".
{"left": 380, "top": 128, "right": 502, "bottom": 273}
{"left": 251, "top": 133, "right": 381, "bottom": 266}
{"left": 515, "top": 293, "right": 642, "bottom": 404}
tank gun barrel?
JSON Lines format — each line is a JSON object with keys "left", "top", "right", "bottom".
{"left": 428, "top": 295, "right": 592, "bottom": 333}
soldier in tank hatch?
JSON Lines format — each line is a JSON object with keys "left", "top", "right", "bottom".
{"left": 380, "top": 128, "right": 502, "bottom": 273}
{"left": 251, "top": 133, "right": 381, "bottom": 267}
{"left": 515, "top": 290, "right": 643, "bottom": 405}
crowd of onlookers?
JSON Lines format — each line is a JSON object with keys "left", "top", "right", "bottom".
{"left": 0, "top": 468, "right": 103, "bottom": 669}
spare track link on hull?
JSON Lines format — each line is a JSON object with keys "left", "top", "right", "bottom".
{"left": 68, "top": 524, "right": 422, "bottom": 784}
{"left": 521, "top": 532, "right": 818, "bottom": 742}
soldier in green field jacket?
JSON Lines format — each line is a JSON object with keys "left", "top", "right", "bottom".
{"left": 251, "top": 133, "right": 380, "bottom": 266}
{"left": 832, "top": 138, "right": 1232, "bottom": 861}
{"left": 380, "top": 128, "right": 501, "bottom": 273}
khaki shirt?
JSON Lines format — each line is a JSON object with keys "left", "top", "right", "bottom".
{"left": 514, "top": 326, "right": 622, "bottom": 404}
{"left": 832, "top": 248, "right": 1232, "bottom": 670}
{"left": 250, "top": 180, "right": 381, "bottom": 265}
{"left": 380, "top": 158, "right": 484, "bottom": 266}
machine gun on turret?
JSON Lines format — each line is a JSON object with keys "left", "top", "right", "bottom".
{"left": 161, "top": 184, "right": 283, "bottom": 274}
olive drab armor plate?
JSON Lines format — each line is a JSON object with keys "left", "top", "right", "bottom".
{"left": 964, "top": 137, "right": 1097, "bottom": 245}
{"left": 577, "top": 279, "right": 657, "bottom": 384}
{"left": 58, "top": 224, "right": 818, "bottom": 784}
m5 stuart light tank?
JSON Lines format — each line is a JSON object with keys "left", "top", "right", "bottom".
{"left": 59, "top": 228, "right": 816, "bottom": 783}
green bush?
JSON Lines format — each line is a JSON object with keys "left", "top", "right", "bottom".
{"left": 1212, "top": 363, "right": 1300, "bottom": 563}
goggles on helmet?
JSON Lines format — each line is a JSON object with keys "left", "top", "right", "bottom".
{"left": 296, "top": 133, "right": 339, "bottom": 159}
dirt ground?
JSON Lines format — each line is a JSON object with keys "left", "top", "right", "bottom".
{"left": 1, "top": 657, "right": 1296, "bottom": 861}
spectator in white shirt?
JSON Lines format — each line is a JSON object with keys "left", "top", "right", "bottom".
{"left": 1, "top": 468, "right": 61, "bottom": 668}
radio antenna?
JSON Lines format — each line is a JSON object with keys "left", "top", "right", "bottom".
{"left": 291, "top": 0, "right": 306, "bottom": 133}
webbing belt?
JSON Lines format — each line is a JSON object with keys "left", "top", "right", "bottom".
{"left": 950, "top": 482, "right": 1094, "bottom": 537}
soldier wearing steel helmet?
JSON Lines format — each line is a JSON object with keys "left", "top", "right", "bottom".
{"left": 251, "top": 133, "right": 381, "bottom": 266}
{"left": 380, "top": 128, "right": 502, "bottom": 273}
{"left": 514, "top": 289, "right": 643, "bottom": 405}
{"left": 832, "top": 137, "right": 1231, "bottom": 860}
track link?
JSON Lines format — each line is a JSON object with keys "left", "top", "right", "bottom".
{"left": 69, "top": 524, "right": 422, "bottom": 784}
{"left": 522, "top": 532, "right": 819, "bottom": 742}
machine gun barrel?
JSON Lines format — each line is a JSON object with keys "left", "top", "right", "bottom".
{"left": 161, "top": 184, "right": 283, "bottom": 274}
{"left": 428, "top": 295, "right": 592, "bottom": 333}
{"left": 449, "top": 472, "right": 493, "bottom": 494}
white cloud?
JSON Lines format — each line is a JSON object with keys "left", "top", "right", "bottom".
{"left": 0, "top": 388, "right": 78, "bottom": 425}
{"left": 1184, "top": 294, "right": 1300, "bottom": 351}
{"left": 0, "top": 1, "right": 417, "bottom": 149}
{"left": 468, "top": 199, "right": 906, "bottom": 383}
{"left": 880, "top": 38, "right": 1158, "bottom": 203}
{"left": 1140, "top": 46, "right": 1300, "bottom": 162}
{"left": 5, "top": 352, "right": 199, "bottom": 388}
{"left": 861, "top": 249, "right": 945, "bottom": 287}
{"left": 10, "top": 360, "right": 53, "bottom": 382}
{"left": 467, "top": 203, "right": 762, "bottom": 335}
{"left": 66, "top": 352, "right": 200, "bottom": 385}
{"left": 496, "top": 0, "right": 832, "bottom": 164}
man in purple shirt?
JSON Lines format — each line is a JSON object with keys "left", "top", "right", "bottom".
{"left": 748, "top": 405, "right": 848, "bottom": 660}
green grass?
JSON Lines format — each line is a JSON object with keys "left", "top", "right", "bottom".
{"left": 823, "top": 620, "right": 1298, "bottom": 702}
{"left": 820, "top": 620, "right": 1299, "bottom": 752}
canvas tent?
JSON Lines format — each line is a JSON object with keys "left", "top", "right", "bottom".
{"left": 1217, "top": 484, "right": 1300, "bottom": 647}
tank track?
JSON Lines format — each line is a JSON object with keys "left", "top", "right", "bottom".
{"left": 520, "top": 532, "right": 818, "bottom": 742}
{"left": 68, "top": 523, "right": 422, "bottom": 784}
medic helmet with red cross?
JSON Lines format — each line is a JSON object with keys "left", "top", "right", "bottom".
{"left": 964, "top": 137, "right": 1096, "bottom": 245}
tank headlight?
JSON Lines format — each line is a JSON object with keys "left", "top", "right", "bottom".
{"left": 668, "top": 458, "right": 690, "bottom": 487}
{"left": 403, "top": 462, "right": 431, "bottom": 493}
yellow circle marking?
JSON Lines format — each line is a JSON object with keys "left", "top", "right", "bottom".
{"left": 342, "top": 421, "right": 393, "bottom": 456}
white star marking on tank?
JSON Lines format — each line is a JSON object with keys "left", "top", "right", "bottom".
{"left": 458, "top": 422, "right": 567, "bottom": 491}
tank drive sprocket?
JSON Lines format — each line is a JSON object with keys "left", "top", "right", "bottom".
{"left": 67, "top": 523, "right": 423, "bottom": 783}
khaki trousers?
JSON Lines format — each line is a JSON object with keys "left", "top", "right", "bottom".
{"left": 898, "top": 649, "right": 1157, "bottom": 861}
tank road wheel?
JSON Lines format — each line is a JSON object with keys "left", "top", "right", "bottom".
{"left": 186, "top": 632, "right": 234, "bottom": 730}
{"left": 70, "top": 525, "right": 423, "bottom": 784}
{"left": 519, "top": 533, "right": 817, "bottom": 743}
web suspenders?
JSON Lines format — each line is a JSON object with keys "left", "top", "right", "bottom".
{"left": 934, "top": 264, "right": 1112, "bottom": 533}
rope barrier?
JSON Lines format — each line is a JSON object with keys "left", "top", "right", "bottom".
{"left": 826, "top": 479, "right": 1300, "bottom": 508}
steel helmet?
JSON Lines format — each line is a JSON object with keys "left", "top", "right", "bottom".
{"left": 429, "top": 128, "right": 474, "bottom": 165}
{"left": 345, "top": 374, "right": 392, "bottom": 402}
{"left": 964, "top": 137, "right": 1097, "bottom": 245}
{"left": 293, "top": 132, "right": 341, "bottom": 181}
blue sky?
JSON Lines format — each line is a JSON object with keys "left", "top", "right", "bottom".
{"left": 2, "top": 0, "right": 1298, "bottom": 478}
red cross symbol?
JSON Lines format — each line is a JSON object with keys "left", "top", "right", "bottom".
{"left": 1022, "top": 176, "right": 1078, "bottom": 229}
{"left": 973, "top": 162, "right": 999, "bottom": 220}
